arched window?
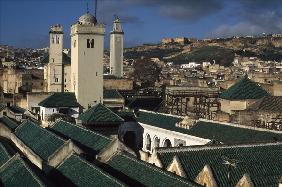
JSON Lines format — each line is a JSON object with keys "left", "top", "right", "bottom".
{"left": 56, "top": 36, "right": 60, "bottom": 44}
{"left": 87, "top": 39, "right": 94, "bottom": 48}
{"left": 163, "top": 139, "right": 172, "bottom": 147}
{"left": 52, "top": 36, "right": 54, "bottom": 44}
{"left": 73, "top": 40, "right": 76, "bottom": 48}
{"left": 90, "top": 39, "right": 94, "bottom": 48}
{"left": 153, "top": 136, "right": 160, "bottom": 148}
{"left": 87, "top": 39, "right": 90, "bottom": 48}
{"left": 145, "top": 134, "right": 151, "bottom": 151}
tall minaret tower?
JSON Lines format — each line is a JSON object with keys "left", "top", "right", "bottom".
{"left": 110, "top": 17, "right": 124, "bottom": 78}
{"left": 47, "top": 24, "right": 64, "bottom": 92}
{"left": 70, "top": 12, "right": 105, "bottom": 109}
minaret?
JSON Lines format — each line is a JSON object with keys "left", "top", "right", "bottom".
{"left": 70, "top": 12, "right": 105, "bottom": 109}
{"left": 110, "top": 17, "right": 124, "bottom": 78}
{"left": 47, "top": 24, "right": 64, "bottom": 92}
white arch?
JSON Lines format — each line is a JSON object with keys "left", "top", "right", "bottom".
{"left": 153, "top": 136, "right": 160, "bottom": 149}
{"left": 162, "top": 138, "right": 172, "bottom": 147}
{"left": 145, "top": 134, "right": 151, "bottom": 151}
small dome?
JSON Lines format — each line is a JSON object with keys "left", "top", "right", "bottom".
{"left": 79, "top": 12, "right": 97, "bottom": 24}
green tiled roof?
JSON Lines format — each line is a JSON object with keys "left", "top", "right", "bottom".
{"left": 156, "top": 143, "right": 282, "bottom": 187}
{"left": 15, "top": 120, "right": 65, "bottom": 160}
{"left": 137, "top": 110, "right": 182, "bottom": 130}
{"left": 104, "top": 89, "right": 124, "bottom": 99}
{"left": 38, "top": 92, "right": 80, "bottom": 108}
{"left": 0, "top": 155, "right": 45, "bottom": 187}
{"left": 9, "top": 105, "right": 26, "bottom": 114}
{"left": 187, "top": 121, "right": 282, "bottom": 144}
{"left": 127, "top": 97, "right": 163, "bottom": 111}
{"left": 0, "top": 143, "right": 10, "bottom": 166}
{"left": 0, "top": 103, "right": 6, "bottom": 111}
{"left": 106, "top": 152, "right": 199, "bottom": 187}
{"left": 137, "top": 111, "right": 282, "bottom": 144}
{"left": 247, "top": 96, "right": 282, "bottom": 112}
{"left": 49, "top": 120, "right": 112, "bottom": 153}
{"left": 0, "top": 116, "right": 19, "bottom": 131}
{"left": 40, "top": 53, "right": 71, "bottom": 65}
{"left": 78, "top": 103, "right": 124, "bottom": 123}
{"left": 220, "top": 76, "right": 270, "bottom": 100}
{"left": 56, "top": 154, "right": 124, "bottom": 187}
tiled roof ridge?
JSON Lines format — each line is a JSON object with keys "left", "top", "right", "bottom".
{"left": 0, "top": 154, "right": 45, "bottom": 186}
{"left": 139, "top": 109, "right": 184, "bottom": 119}
{"left": 101, "top": 104, "right": 124, "bottom": 121}
{"left": 52, "top": 119, "right": 112, "bottom": 141}
{"left": 220, "top": 76, "right": 270, "bottom": 100}
{"left": 48, "top": 139, "right": 72, "bottom": 161}
{"left": 0, "top": 143, "right": 10, "bottom": 159}
{"left": 55, "top": 153, "right": 73, "bottom": 168}
{"left": 248, "top": 96, "right": 282, "bottom": 112}
{"left": 63, "top": 154, "right": 125, "bottom": 186}
{"left": 116, "top": 152, "right": 195, "bottom": 185}
{"left": 198, "top": 118, "right": 282, "bottom": 134}
{"left": 104, "top": 89, "right": 124, "bottom": 99}
{"left": 155, "top": 142, "right": 282, "bottom": 153}
{"left": 16, "top": 120, "right": 67, "bottom": 142}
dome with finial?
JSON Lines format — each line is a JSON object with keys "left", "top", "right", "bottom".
{"left": 79, "top": 12, "right": 97, "bottom": 24}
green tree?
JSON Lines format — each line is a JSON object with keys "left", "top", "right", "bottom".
{"left": 133, "top": 59, "right": 162, "bottom": 88}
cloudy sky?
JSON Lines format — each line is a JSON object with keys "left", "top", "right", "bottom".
{"left": 0, "top": 0, "right": 282, "bottom": 48}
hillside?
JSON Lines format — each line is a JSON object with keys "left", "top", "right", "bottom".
{"left": 168, "top": 46, "right": 234, "bottom": 66}
{"left": 123, "top": 36, "right": 282, "bottom": 66}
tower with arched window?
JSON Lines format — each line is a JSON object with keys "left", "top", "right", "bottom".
{"left": 70, "top": 12, "right": 105, "bottom": 109}
{"left": 110, "top": 17, "right": 124, "bottom": 78}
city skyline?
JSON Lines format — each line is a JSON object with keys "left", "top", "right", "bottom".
{"left": 1, "top": 0, "right": 282, "bottom": 48}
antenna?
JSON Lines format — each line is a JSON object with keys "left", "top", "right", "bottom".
{"left": 86, "top": 1, "right": 89, "bottom": 13}
{"left": 95, "top": 0, "right": 98, "bottom": 18}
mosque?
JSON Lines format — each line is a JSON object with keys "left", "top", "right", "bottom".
{"left": 43, "top": 10, "right": 124, "bottom": 110}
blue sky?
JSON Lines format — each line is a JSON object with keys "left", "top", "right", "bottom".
{"left": 0, "top": 0, "right": 282, "bottom": 49}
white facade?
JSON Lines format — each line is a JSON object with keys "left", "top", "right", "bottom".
{"left": 40, "top": 106, "right": 79, "bottom": 121}
{"left": 46, "top": 24, "right": 64, "bottom": 92}
{"left": 71, "top": 13, "right": 105, "bottom": 109}
{"left": 140, "top": 123, "right": 210, "bottom": 153}
{"left": 110, "top": 18, "right": 124, "bottom": 78}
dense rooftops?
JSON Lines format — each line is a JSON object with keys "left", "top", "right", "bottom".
{"left": 56, "top": 154, "right": 124, "bottom": 187}
{"left": 0, "top": 103, "right": 6, "bottom": 111}
{"left": 38, "top": 92, "right": 80, "bottom": 108}
{"left": 104, "top": 89, "right": 124, "bottom": 99}
{"left": 0, "top": 154, "right": 45, "bottom": 187}
{"left": 156, "top": 142, "right": 282, "bottom": 187}
{"left": 247, "top": 96, "right": 282, "bottom": 112}
{"left": 0, "top": 143, "right": 10, "bottom": 166}
{"left": 220, "top": 76, "right": 270, "bottom": 100}
{"left": 0, "top": 116, "right": 18, "bottom": 131}
{"left": 49, "top": 120, "right": 112, "bottom": 153}
{"left": 105, "top": 152, "right": 199, "bottom": 187}
{"left": 9, "top": 105, "right": 26, "bottom": 114}
{"left": 78, "top": 103, "right": 124, "bottom": 124}
{"left": 137, "top": 110, "right": 282, "bottom": 144}
{"left": 15, "top": 120, "right": 65, "bottom": 160}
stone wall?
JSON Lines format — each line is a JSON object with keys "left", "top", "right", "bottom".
{"left": 27, "top": 92, "right": 53, "bottom": 111}
{"left": 104, "top": 78, "right": 133, "bottom": 90}
{"left": 11, "top": 134, "right": 44, "bottom": 169}
{"left": 220, "top": 99, "right": 256, "bottom": 114}
{"left": 48, "top": 140, "right": 73, "bottom": 169}
{"left": 0, "top": 123, "right": 12, "bottom": 139}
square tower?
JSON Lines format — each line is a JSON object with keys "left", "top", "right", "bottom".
{"left": 110, "top": 18, "right": 124, "bottom": 78}
{"left": 46, "top": 24, "right": 64, "bottom": 92}
{"left": 70, "top": 13, "right": 105, "bottom": 109}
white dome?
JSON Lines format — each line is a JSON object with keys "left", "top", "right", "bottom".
{"left": 79, "top": 12, "right": 97, "bottom": 24}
